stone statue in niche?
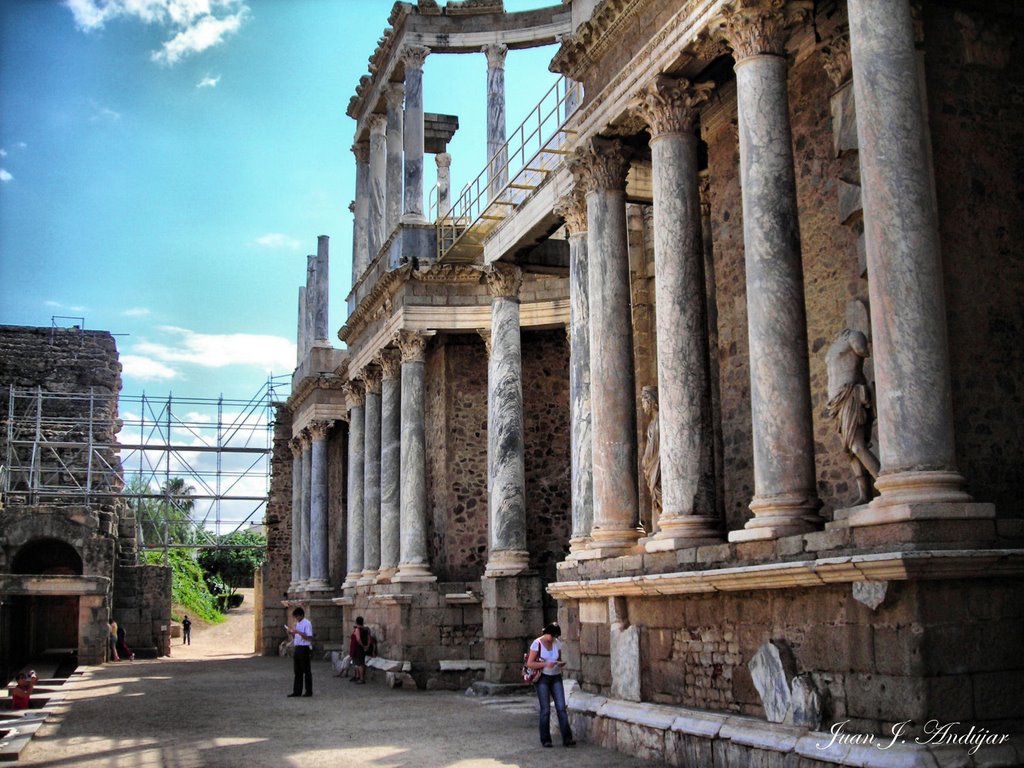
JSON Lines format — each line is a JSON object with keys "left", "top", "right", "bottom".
{"left": 640, "top": 385, "right": 662, "bottom": 522}
{"left": 825, "top": 328, "right": 880, "bottom": 504}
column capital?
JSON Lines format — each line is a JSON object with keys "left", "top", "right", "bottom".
{"left": 361, "top": 366, "right": 383, "bottom": 395}
{"left": 308, "top": 419, "right": 334, "bottom": 441}
{"left": 397, "top": 330, "right": 429, "bottom": 362}
{"left": 344, "top": 380, "right": 365, "bottom": 409}
{"left": 384, "top": 81, "right": 405, "bottom": 106}
{"left": 819, "top": 28, "right": 852, "bottom": 88}
{"left": 401, "top": 44, "right": 430, "bottom": 71}
{"left": 351, "top": 141, "right": 370, "bottom": 164}
{"left": 631, "top": 76, "right": 715, "bottom": 137}
{"left": 713, "top": 0, "right": 811, "bottom": 60}
{"left": 435, "top": 151, "right": 451, "bottom": 169}
{"left": 482, "top": 43, "right": 507, "bottom": 69}
{"left": 554, "top": 188, "right": 588, "bottom": 236}
{"left": 484, "top": 263, "right": 523, "bottom": 299}
{"left": 368, "top": 113, "right": 387, "bottom": 136}
{"left": 569, "top": 138, "right": 633, "bottom": 194}
{"left": 299, "top": 428, "right": 312, "bottom": 447}
{"left": 377, "top": 348, "right": 401, "bottom": 380}
{"left": 289, "top": 437, "right": 303, "bottom": 458}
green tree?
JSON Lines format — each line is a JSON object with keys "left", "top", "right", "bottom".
{"left": 198, "top": 530, "right": 267, "bottom": 589}
{"left": 159, "top": 477, "right": 196, "bottom": 545}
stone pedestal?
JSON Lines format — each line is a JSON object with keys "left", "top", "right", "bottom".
{"left": 481, "top": 572, "right": 544, "bottom": 684}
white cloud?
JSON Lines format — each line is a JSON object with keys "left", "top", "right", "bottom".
{"left": 253, "top": 233, "right": 302, "bottom": 250}
{"left": 121, "top": 354, "right": 178, "bottom": 381}
{"left": 132, "top": 326, "right": 295, "bottom": 373}
{"left": 196, "top": 74, "right": 221, "bottom": 88}
{"left": 90, "top": 101, "right": 122, "bottom": 122}
{"left": 16, "top": 142, "right": 26, "bottom": 150}
{"left": 152, "top": 10, "right": 246, "bottom": 65}
{"left": 0, "top": 149, "right": 6, "bottom": 157}
{"left": 123, "top": 307, "right": 151, "bottom": 317}
{"left": 0, "top": 169, "right": 11, "bottom": 183}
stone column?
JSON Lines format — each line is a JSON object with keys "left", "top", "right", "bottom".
{"left": 483, "top": 44, "right": 508, "bottom": 199}
{"left": 395, "top": 330, "right": 435, "bottom": 582}
{"left": 384, "top": 83, "right": 405, "bottom": 235}
{"left": 360, "top": 367, "right": 383, "bottom": 584}
{"left": 288, "top": 437, "right": 303, "bottom": 592}
{"left": 377, "top": 350, "right": 402, "bottom": 580}
{"left": 436, "top": 152, "right": 452, "bottom": 217}
{"left": 305, "top": 255, "right": 316, "bottom": 357}
{"left": 296, "top": 287, "right": 307, "bottom": 366}
{"left": 846, "top": 0, "right": 974, "bottom": 519}
{"left": 368, "top": 114, "right": 387, "bottom": 262}
{"left": 716, "top": 0, "right": 822, "bottom": 541}
{"left": 631, "top": 76, "right": 722, "bottom": 550}
{"left": 306, "top": 420, "right": 333, "bottom": 591}
{"left": 299, "top": 429, "right": 312, "bottom": 586}
{"left": 312, "top": 235, "right": 329, "bottom": 346}
{"left": 554, "top": 190, "right": 593, "bottom": 557}
{"left": 402, "top": 45, "right": 429, "bottom": 222}
{"left": 570, "top": 138, "right": 644, "bottom": 555}
{"left": 343, "top": 383, "right": 365, "bottom": 588}
{"left": 352, "top": 142, "right": 370, "bottom": 281}
{"left": 484, "top": 264, "right": 528, "bottom": 576}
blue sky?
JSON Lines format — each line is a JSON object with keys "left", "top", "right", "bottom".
{"left": 0, "top": 0, "right": 559, "bottom": 402}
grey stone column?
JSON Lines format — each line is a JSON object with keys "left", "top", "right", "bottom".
{"left": 306, "top": 420, "right": 332, "bottom": 591}
{"left": 368, "top": 114, "right": 387, "bottom": 262}
{"left": 343, "top": 383, "right": 365, "bottom": 588}
{"left": 846, "top": 0, "right": 972, "bottom": 516}
{"left": 304, "top": 255, "right": 316, "bottom": 358}
{"left": 395, "top": 330, "right": 434, "bottom": 581}
{"left": 312, "top": 235, "right": 329, "bottom": 346}
{"left": 632, "top": 76, "right": 722, "bottom": 550}
{"left": 402, "top": 45, "right": 429, "bottom": 222}
{"left": 377, "top": 350, "right": 402, "bottom": 580}
{"left": 484, "top": 264, "right": 528, "bottom": 576}
{"left": 296, "top": 287, "right": 307, "bottom": 366}
{"left": 352, "top": 142, "right": 370, "bottom": 281}
{"left": 716, "top": 1, "right": 822, "bottom": 541}
{"left": 384, "top": 83, "right": 405, "bottom": 236}
{"left": 483, "top": 44, "right": 508, "bottom": 199}
{"left": 554, "top": 190, "right": 593, "bottom": 557}
{"left": 436, "top": 152, "right": 452, "bottom": 217}
{"left": 360, "top": 367, "right": 383, "bottom": 584}
{"left": 288, "top": 438, "right": 303, "bottom": 592}
{"left": 299, "top": 429, "right": 312, "bottom": 587}
{"left": 570, "top": 139, "right": 643, "bottom": 555}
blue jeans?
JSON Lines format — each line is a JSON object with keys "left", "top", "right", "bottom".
{"left": 536, "top": 674, "right": 573, "bottom": 745}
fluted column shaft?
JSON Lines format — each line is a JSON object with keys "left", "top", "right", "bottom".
{"left": 299, "top": 431, "right": 312, "bottom": 585}
{"left": 484, "top": 265, "right": 528, "bottom": 576}
{"left": 307, "top": 420, "right": 332, "bottom": 590}
{"left": 571, "top": 139, "right": 643, "bottom": 554}
{"left": 385, "top": 83, "right": 405, "bottom": 236}
{"left": 378, "top": 352, "right": 402, "bottom": 578}
{"left": 484, "top": 44, "right": 508, "bottom": 199}
{"left": 402, "top": 46, "right": 429, "bottom": 221}
{"left": 344, "top": 385, "right": 365, "bottom": 587}
{"left": 352, "top": 142, "right": 370, "bottom": 281}
{"left": 368, "top": 114, "right": 387, "bottom": 261}
{"left": 847, "top": 0, "right": 970, "bottom": 511}
{"left": 718, "top": 3, "right": 821, "bottom": 540}
{"left": 395, "top": 331, "right": 434, "bottom": 581}
{"left": 361, "top": 369, "right": 383, "bottom": 582}
{"left": 632, "top": 77, "right": 721, "bottom": 549}
{"left": 288, "top": 439, "right": 302, "bottom": 591}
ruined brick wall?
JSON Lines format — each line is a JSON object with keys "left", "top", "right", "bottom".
{"left": 258, "top": 405, "right": 292, "bottom": 655}
{"left": 114, "top": 562, "right": 172, "bottom": 657}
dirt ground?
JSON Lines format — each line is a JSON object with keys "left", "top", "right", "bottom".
{"left": 18, "top": 591, "right": 661, "bottom": 767}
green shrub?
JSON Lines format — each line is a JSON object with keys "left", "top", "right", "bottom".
{"left": 142, "top": 549, "right": 224, "bottom": 624}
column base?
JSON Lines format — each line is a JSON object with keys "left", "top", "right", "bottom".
{"left": 484, "top": 549, "right": 530, "bottom": 577}
{"left": 729, "top": 492, "right": 821, "bottom": 542}
{"left": 393, "top": 562, "right": 437, "bottom": 583}
{"left": 585, "top": 526, "right": 644, "bottom": 557}
{"left": 375, "top": 567, "right": 398, "bottom": 584}
{"left": 646, "top": 514, "right": 722, "bottom": 551}
{"left": 869, "top": 470, "right": 972, "bottom": 508}
{"left": 849, "top": 501, "right": 994, "bottom": 528}
{"left": 304, "top": 578, "right": 331, "bottom": 592}
{"left": 400, "top": 213, "right": 427, "bottom": 225}
{"left": 357, "top": 569, "right": 379, "bottom": 586}
{"left": 566, "top": 537, "right": 604, "bottom": 561}
{"left": 287, "top": 580, "right": 301, "bottom": 594}
{"left": 341, "top": 572, "right": 362, "bottom": 590}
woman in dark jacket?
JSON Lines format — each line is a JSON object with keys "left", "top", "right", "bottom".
{"left": 348, "top": 616, "right": 370, "bottom": 684}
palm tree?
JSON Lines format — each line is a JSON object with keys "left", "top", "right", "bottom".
{"left": 160, "top": 477, "right": 196, "bottom": 545}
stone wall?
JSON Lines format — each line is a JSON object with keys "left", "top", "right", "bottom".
{"left": 114, "top": 562, "right": 172, "bottom": 658}
{"left": 258, "top": 405, "right": 293, "bottom": 655}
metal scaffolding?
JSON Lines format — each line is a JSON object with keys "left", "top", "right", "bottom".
{"left": 1, "top": 376, "right": 289, "bottom": 549}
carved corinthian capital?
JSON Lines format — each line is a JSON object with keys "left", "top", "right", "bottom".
{"left": 344, "top": 380, "right": 365, "bottom": 409}
{"left": 377, "top": 348, "right": 401, "bottom": 380}
{"left": 384, "top": 82, "right": 405, "bottom": 107}
{"left": 397, "top": 330, "right": 428, "bottom": 362}
{"left": 361, "top": 366, "right": 383, "bottom": 395}
{"left": 631, "top": 76, "right": 715, "bottom": 137}
{"left": 402, "top": 45, "right": 430, "bottom": 70}
{"left": 819, "top": 29, "right": 852, "bottom": 88}
{"left": 352, "top": 141, "right": 370, "bottom": 164}
{"left": 368, "top": 113, "right": 387, "bottom": 136}
{"left": 308, "top": 419, "right": 334, "bottom": 441}
{"left": 484, "top": 263, "right": 523, "bottom": 299}
{"left": 482, "top": 43, "right": 507, "bottom": 69}
{"left": 714, "top": 0, "right": 811, "bottom": 60}
{"left": 289, "top": 437, "right": 303, "bottom": 458}
{"left": 568, "top": 138, "right": 632, "bottom": 195}
{"left": 553, "top": 189, "right": 588, "bottom": 237}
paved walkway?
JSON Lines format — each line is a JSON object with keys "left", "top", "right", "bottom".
{"left": 17, "top": 596, "right": 659, "bottom": 767}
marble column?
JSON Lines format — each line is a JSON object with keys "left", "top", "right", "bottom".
{"left": 368, "top": 114, "right": 387, "bottom": 262}
{"left": 343, "top": 383, "right": 365, "bottom": 588}
{"left": 304, "top": 255, "right": 316, "bottom": 357}
{"left": 570, "top": 138, "right": 643, "bottom": 555}
{"left": 395, "top": 330, "right": 434, "bottom": 581}
{"left": 846, "top": 0, "right": 973, "bottom": 516}
{"left": 402, "top": 45, "right": 429, "bottom": 222}
{"left": 484, "top": 264, "right": 528, "bottom": 576}
{"left": 306, "top": 420, "right": 332, "bottom": 591}
{"left": 483, "top": 44, "right": 508, "bottom": 199}
{"left": 288, "top": 437, "right": 303, "bottom": 591}
{"left": 631, "top": 76, "right": 722, "bottom": 550}
{"left": 436, "top": 152, "right": 452, "bottom": 217}
{"left": 377, "top": 350, "right": 402, "bottom": 580}
{"left": 296, "top": 287, "right": 307, "bottom": 366}
{"left": 384, "top": 83, "right": 405, "bottom": 236}
{"left": 312, "top": 235, "right": 329, "bottom": 346}
{"left": 554, "top": 190, "right": 593, "bottom": 557}
{"left": 352, "top": 142, "right": 371, "bottom": 281}
{"left": 716, "top": 1, "right": 822, "bottom": 540}
{"left": 360, "top": 367, "right": 383, "bottom": 584}
{"left": 299, "top": 429, "right": 312, "bottom": 587}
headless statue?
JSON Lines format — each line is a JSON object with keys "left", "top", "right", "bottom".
{"left": 825, "top": 329, "right": 880, "bottom": 504}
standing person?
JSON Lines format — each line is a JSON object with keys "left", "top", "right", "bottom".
{"left": 108, "top": 620, "right": 120, "bottom": 662}
{"left": 285, "top": 607, "right": 314, "bottom": 697}
{"left": 182, "top": 616, "right": 192, "bottom": 645}
{"left": 116, "top": 624, "right": 135, "bottom": 661}
{"left": 526, "top": 623, "right": 575, "bottom": 748}
{"left": 11, "top": 671, "right": 37, "bottom": 710}
{"left": 348, "top": 616, "right": 370, "bottom": 684}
